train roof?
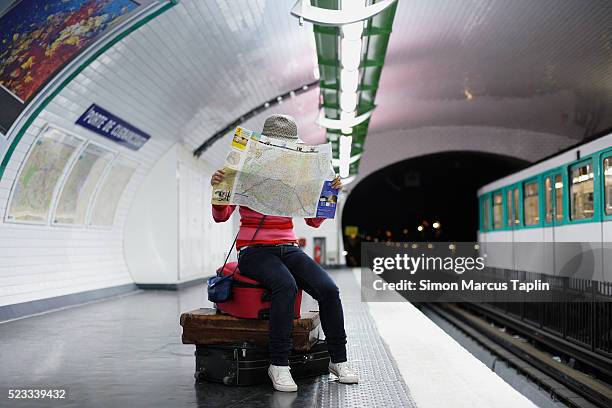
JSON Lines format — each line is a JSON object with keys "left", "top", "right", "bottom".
{"left": 478, "top": 129, "right": 612, "bottom": 195}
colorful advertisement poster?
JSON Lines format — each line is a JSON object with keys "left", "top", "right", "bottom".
{"left": 0, "top": 0, "right": 148, "bottom": 135}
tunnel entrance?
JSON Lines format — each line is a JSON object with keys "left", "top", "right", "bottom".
{"left": 342, "top": 151, "right": 529, "bottom": 266}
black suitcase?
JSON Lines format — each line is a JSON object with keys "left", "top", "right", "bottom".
{"left": 194, "top": 341, "right": 330, "bottom": 386}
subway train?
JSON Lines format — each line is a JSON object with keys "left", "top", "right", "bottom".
{"left": 477, "top": 132, "right": 612, "bottom": 284}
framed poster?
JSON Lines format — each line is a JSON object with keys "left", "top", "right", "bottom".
{"left": 5, "top": 125, "right": 84, "bottom": 224}
{"left": 88, "top": 159, "right": 138, "bottom": 228}
{"left": 0, "top": 0, "right": 157, "bottom": 136}
{"left": 52, "top": 142, "right": 116, "bottom": 226}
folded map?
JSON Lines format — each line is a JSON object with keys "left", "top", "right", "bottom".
{"left": 212, "top": 127, "right": 338, "bottom": 218}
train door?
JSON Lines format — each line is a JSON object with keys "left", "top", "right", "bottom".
{"left": 506, "top": 185, "right": 520, "bottom": 270}
{"left": 550, "top": 172, "right": 565, "bottom": 275}
{"left": 543, "top": 172, "right": 558, "bottom": 275}
{"left": 555, "top": 158, "right": 603, "bottom": 281}
{"left": 600, "top": 151, "right": 612, "bottom": 283}
{"left": 550, "top": 170, "right": 569, "bottom": 277}
{"left": 484, "top": 190, "right": 512, "bottom": 269}
{"left": 515, "top": 178, "right": 544, "bottom": 274}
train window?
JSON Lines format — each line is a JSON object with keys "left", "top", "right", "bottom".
{"left": 482, "top": 196, "right": 491, "bottom": 230}
{"left": 493, "top": 192, "right": 503, "bottom": 229}
{"left": 524, "top": 181, "right": 539, "bottom": 225}
{"left": 554, "top": 174, "right": 563, "bottom": 221}
{"left": 544, "top": 177, "right": 553, "bottom": 223}
{"left": 513, "top": 187, "right": 520, "bottom": 225}
{"left": 570, "top": 162, "right": 594, "bottom": 220}
{"left": 604, "top": 156, "right": 612, "bottom": 216}
{"left": 506, "top": 190, "right": 513, "bottom": 226}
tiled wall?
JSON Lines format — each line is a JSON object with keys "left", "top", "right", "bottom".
{"left": 0, "top": 103, "right": 167, "bottom": 307}
{"left": 123, "top": 143, "right": 238, "bottom": 286}
{"left": 177, "top": 145, "right": 239, "bottom": 281}
{"left": 0, "top": 0, "right": 314, "bottom": 307}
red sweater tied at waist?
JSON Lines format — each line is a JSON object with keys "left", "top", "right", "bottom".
{"left": 240, "top": 218, "right": 294, "bottom": 229}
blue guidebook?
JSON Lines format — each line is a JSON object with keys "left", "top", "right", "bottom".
{"left": 315, "top": 181, "right": 339, "bottom": 218}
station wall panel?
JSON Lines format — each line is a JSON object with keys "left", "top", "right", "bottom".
{"left": 0, "top": 16, "right": 178, "bottom": 307}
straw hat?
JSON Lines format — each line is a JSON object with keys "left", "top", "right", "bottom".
{"left": 262, "top": 114, "right": 299, "bottom": 141}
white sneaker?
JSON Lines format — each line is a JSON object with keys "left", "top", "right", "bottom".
{"left": 329, "top": 362, "right": 359, "bottom": 384}
{"left": 268, "top": 364, "right": 298, "bottom": 392}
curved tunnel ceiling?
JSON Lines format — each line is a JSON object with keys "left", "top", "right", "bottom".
{"left": 5, "top": 0, "right": 609, "bottom": 175}
{"left": 181, "top": 0, "right": 612, "bottom": 173}
{"left": 371, "top": 0, "right": 612, "bottom": 140}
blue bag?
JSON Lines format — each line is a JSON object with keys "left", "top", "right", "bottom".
{"left": 207, "top": 274, "right": 234, "bottom": 303}
{"left": 207, "top": 215, "right": 265, "bottom": 303}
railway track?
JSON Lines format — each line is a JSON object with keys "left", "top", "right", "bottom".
{"left": 424, "top": 303, "right": 612, "bottom": 408}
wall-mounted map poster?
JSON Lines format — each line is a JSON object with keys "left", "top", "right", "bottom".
{"left": 53, "top": 143, "right": 115, "bottom": 225}
{"left": 0, "top": 0, "right": 145, "bottom": 135}
{"left": 89, "top": 160, "right": 137, "bottom": 227}
{"left": 6, "top": 126, "right": 83, "bottom": 223}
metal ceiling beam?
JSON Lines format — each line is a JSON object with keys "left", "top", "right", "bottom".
{"left": 308, "top": 0, "right": 397, "bottom": 177}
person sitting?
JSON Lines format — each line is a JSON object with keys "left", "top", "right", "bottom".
{"left": 210, "top": 114, "right": 359, "bottom": 392}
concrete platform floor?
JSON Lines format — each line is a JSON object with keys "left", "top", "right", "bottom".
{"left": 0, "top": 267, "right": 539, "bottom": 408}
{"left": 0, "top": 269, "right": 414, "bottom": 408}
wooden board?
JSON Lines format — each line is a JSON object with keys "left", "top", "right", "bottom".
{"left": 180, "top": 308, "right": 322, "bottom": 351}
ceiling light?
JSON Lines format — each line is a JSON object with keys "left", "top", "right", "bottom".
{"left": 342, "top": 21, "right": 363, "bottom": 40}
{"left": 341, "top": 39, "right": 362, "bottom": 70}
{"left": 341, "top": 69, "right": 359, "bottom": 92}
{"left": 342, "top": 0, "right": 365, "bottom": 13}
{"left": 339, "top": 135, "right": 353, "bottom": 178}
{"left": 464, "top": 88, "right": 473, "bottom": 101}
{"left": 340, "top": 91, "right": 357, "bottom": 112}
{"left": 291, "top": 0, "right": 395, "bottom": 25}
{"left": 317, "top": 108, "right": 374, "bottom": 129}
{"left": 340, "top": 110, "right": 356, "bottom": 133}
{"left": 340, "top": 110, "right": 356, "bottom": 122}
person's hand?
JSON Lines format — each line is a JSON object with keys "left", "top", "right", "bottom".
{"left": 331, "top": 175, "right": 343, "bottom": 190}
{"left": 211, "top": 169, "right": 225, "bottom": 186}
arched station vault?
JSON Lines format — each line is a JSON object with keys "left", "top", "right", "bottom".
{"left": 206, "top": 0, "right": 612, "bottom": 185}
{"left": 0, "top": 0, "right": 610, "bottom": 315}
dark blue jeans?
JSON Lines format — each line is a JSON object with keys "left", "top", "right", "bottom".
{"left": 238, "top": 244, "right": 347, "bottom": 366}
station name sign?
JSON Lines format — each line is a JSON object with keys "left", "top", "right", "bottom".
{"left": 76, "top": 104, "right": 150, "bottom": 151}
